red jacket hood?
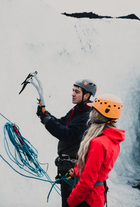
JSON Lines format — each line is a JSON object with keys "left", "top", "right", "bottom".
{"left": 102, "top": 128, "right": 125, "bottom": 144}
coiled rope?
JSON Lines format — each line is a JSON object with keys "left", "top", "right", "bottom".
{"left": 0, "top": 113, "right": 74, "bottom": 202}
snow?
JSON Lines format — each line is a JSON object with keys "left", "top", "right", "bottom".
{"left": 0, "top": 0, "right": 140, "bottom": 206}
{"left": 43, "top": 0, "right": 140, "bottom": 19}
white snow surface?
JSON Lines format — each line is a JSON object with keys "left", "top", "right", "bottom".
{"left": 0, "top": 0, "right": 140, "bottom": 206}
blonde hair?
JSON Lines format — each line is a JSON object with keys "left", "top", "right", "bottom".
{"left": 77, "top": 108, "right": 117, "bottom": 176}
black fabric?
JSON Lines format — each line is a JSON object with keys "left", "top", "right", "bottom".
{"left": 63, "top": 202, "right": 69, "bottom": 207}
{"left": 41, "top": 114, "right": 51, "bottom": 124}
{"left": 55, "top": 156, "right": 77, "bottom": 171}
{"left": 36, "top": 105, "right": 51, "bottom": 124}
{"left": 36, "top": 105, "right": 44, "bottom": 117}
{"left": 44, "top": 102, "right": 92, "bottom": 206}
{"left": 60, "top": 170, "right": 74, "bottom": 207}
{"left": 63, "top": 201, "right": 90, "bottom": 207}
{"left": 45, "top": 103, "right": 92, "bottom": 158}
{"left": 76, "top": 201, "right": 90, "bottom": 207}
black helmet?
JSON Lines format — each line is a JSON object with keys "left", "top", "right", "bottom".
{"left": 74, "top": 79, "right": 97, "bottom": 97}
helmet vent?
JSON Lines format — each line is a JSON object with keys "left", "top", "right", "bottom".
{"left": 93, "top": 94, "right": 123, "bottom": 119}
{"left": 105, "top": 109, "right": 110, "bottom": 113}
{"left": 89, "top": 83, "right": 94, "bottom": 86}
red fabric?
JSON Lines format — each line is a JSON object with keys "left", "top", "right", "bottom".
{"left": 65, "top": 105, "right": 89, "bottom": 127}
{"left": 67, "top": 128, "right": 125, "bottom": 207}
{"left": 76, "top": 105, "right": 88, "bottom": 112}
{"left": 65, "top": 107, "right": 75, "bottom": 127}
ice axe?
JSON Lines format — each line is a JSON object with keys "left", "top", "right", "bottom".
{"left": 19, "top": 71, "right": 46, "bottom": 113}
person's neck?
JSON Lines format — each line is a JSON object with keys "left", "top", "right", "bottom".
{"left": 77, "top": 99, "right": 90, "bottom": 106}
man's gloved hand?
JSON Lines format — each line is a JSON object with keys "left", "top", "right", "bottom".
{"left": 36, "top": 105, "right": 51, "bottom": 125}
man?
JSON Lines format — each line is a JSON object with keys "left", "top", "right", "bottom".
{"left": 36, "top": 79, "right": 97, "bottom": 207}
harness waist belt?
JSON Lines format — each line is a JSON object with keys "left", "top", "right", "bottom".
{"left": 59, "top": 154, "right": 78, "bottom": 163}
{"left": 94, "top": 181, "right": 104, "bottom": 187}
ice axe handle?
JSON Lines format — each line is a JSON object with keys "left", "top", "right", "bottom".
{"left": 38, "top": 101, "right": 46, "bottom": 113}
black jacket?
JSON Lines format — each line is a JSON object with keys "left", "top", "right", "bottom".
{"left": 45, "top": 103, "right": 92, "bottom": 158}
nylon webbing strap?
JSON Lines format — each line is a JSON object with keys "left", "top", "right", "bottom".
{"left": 94, "top": 181, "right": 104, "bottom": 187}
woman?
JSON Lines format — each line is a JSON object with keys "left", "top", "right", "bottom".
{"left": 65, "top": 94, "right": 125, "bottom": 207}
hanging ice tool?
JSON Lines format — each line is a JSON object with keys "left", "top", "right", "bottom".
{"left": 19, "top": 71, "right": 45, "bottom": 113}
{"left": 17, "top": 71, "right": 75, "bottom": 201}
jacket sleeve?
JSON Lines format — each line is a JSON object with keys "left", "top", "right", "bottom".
{"left": 47, "top": 111, "right": 69, "bottom": 125}
{"left": 67, "top": 139, "right": 105, "bottom": 207}
{"left": 44, "top": 113, "right": 88, "bottom": 144}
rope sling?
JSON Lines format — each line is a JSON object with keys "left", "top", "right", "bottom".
{"left": 0, "top": 71, "right": 74, "bottom": 202}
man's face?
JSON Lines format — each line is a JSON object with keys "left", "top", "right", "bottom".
{"left": 72, "top": 86, "right": 83, "bottom": 104}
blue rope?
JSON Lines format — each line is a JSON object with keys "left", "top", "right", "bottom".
{"left": 0, "top": 113, "right": 75, "bottom": 202}
{"left": 0, "top": 112, "right": 12, "bottom": 123}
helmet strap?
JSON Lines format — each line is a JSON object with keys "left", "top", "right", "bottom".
{"left": 93, "top": 119, "right": 117, "bottom": 124}
{"left": 78, "top": 89, "right": 90, "bottom": 105}
{"left": 107, "top": 119, "right": 117, "bottom": 124}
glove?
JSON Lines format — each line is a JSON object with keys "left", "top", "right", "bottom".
{"left": 36, "top": 105, "right": 51, "bottom": 125}
{"left": 36, "top": 104, "right": 45, "bottom": 117}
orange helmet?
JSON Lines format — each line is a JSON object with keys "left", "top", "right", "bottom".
{"left": 90, "top": 94, "right": 123, "bottom": 119}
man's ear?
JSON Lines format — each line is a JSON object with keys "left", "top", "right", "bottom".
{"left": 85, "top": 92, "right": 90, "bottom": 99}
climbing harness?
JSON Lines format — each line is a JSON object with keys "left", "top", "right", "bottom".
{"left": 55, "top": 154, "right": 77, "bottom": 181}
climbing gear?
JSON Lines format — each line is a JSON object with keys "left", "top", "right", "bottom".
{"left": 1, "top": 69, "right": 77, "bottom": 203}
{"left": 47, "top": 174, "right": 74, "bottom": 203}
{"left": 94, "top": 181, "right": 104, "bottom": 187}
{"left": 0, "top": 113, "right": 75, "bottom": 203}
{"left": 0, "top": 113, "right": 67, "bottom": 203}
{"left": 65, "top": 168, "right": 74, "bottom": 177}
{"left": 92, "top": 94, "right": 123, "bottom": 119}
{"left": 91, "top": 119, "right": 117, "bottom": 124}
{"left": 56, "top": 154, "right": 78, "bottom": 165}
{"left": 19, "top": 71, "right": 46, "bottom": 113}
{"left": 94, "top": 180, "right": 109, "bottom": 207}
{"left": 36, "top": 105, "right": 51, "bottom": 124}
{"left": 74, "top": 79, "right": 97, "bottom": 97}
{"left": 55, "top": 154, "right": 77, "bottom": 181}
{"left": 104, "top": 180, "right": 109, "bottom": 207}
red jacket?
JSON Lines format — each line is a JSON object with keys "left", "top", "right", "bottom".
{"left": 67, "top": 128, "right": 125, "bottom": 207}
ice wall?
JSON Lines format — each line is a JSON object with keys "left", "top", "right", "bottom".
{"left": 0, "top": 0, "right": 140, "bottom": 206}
